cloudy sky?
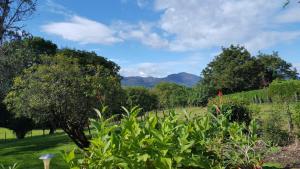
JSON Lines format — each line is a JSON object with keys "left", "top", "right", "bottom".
{"left": 26, "top": 0, "right": 300, "bottom": 77}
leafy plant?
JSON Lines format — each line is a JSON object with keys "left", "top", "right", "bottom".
{"left": 262, "top": 109, "right": 292, "bottom": 146}
{"left": 0, "top": 163, "right": 19, "bottom": 169}
{"left": 208, "top": 96, "right": 252, "bottom": 125}
{"left": 64, "top": 106, "right": 266, "bottom": 169}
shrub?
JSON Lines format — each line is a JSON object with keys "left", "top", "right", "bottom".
{"left": 125, "top": 87, "right": 159, "bottom": 113}
{"left": 64, "top": 107, "right": 266, "bottom": 169}
{"left": 262, "top": 109, "right": 292, "bottom": 146}
{"left": 208, "top": 97, "right": 252, "bottom": 125}
{"left": 7, "top": 116, "right": 34, "bottom": 139}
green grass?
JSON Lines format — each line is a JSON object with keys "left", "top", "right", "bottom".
{"left": 0, "top": 132, "right": 75, "bottom": 169}
{"left": 0, "top": 128, "right": 64, "bottom": 140}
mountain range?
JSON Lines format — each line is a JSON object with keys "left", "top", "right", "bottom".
{"left": 121, "top": 72, "right": 201, "bottom": 88}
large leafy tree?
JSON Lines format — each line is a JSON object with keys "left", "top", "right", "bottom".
{"left": 202, "top": 45, "right": 263, "bottom": 94}
{"left": 153, "top": 82, "right": 189, "bottom": 108}
{"left": 0, "top": 0, "right": 37, "bottom": 44}
{"left": 5, "top": 55, "right": 124, "bottom": 148}
{"left": 0, "top": 37, "right": 57, "bottom": 98}
{"left": 125, "top": 87, "right": 159, "bottom": 113}
{"left": 257, "top": 52, "right": 298, "bottom": 86}
{"left": 0, "top": 37, "right": 57, "bottom": 136}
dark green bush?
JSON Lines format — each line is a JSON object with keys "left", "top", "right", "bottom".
{"left": 262, "top": 110, "right": 292, "bottom": 146}
{"left": 208, "top": 97, "right": 252, "bottom": 125}
{"left": 8, "top": 116, "right": 34, "bottom": 139}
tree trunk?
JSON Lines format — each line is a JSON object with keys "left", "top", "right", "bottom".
{"left": 63, "top": 125, "right": 90, "bottom": 149}
{"left": 49, "top": 127, "right": 55, "bottom": 135}
{"left": 48, "top": 120, "right": 56, "bottom": 135}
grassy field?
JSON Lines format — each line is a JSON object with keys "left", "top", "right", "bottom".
{"left": 0, "top": 105, "right": 286, "bottom": 169}
{"left": 0, "top": 128, "right": 65, "bottom": 141}
{"left": 0, "top": 132, "right": 75, "bottom": 169}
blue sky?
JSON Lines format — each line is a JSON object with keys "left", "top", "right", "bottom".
{"left": 25, "top": 0, "right": 300, "bottom": 77}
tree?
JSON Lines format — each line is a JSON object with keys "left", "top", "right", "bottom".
{"left": 58, "top": 48, "right": 120, "bottom": 77}
{"left": 188, "top": 83, "right": 216, "bottom": 106}
{"left": 153, "top": 82, "right": 189, "bottom": 108}
{"left": 257, "top": 52, "right": 298, "bottom": 86}
{"left": 125, "top": 87, "right": 159, "bottom": 113}
{"left": 0, "top": 37, "right": 57, "bottom": 98}
{"left": 0, "top": 0, "right": 37, "bottom": 44}
{"left": 202, "top": 45, "right": 263, "bottom": 94}
{"left": 0, "top": 37, "right": 57, "bottom": 135}
{"left": 5, "top": 54, "right": 124, "bottom": 148}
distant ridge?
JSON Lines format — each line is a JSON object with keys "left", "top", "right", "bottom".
{"left": 121, "top": 72, "right": 201, "bottom": 88}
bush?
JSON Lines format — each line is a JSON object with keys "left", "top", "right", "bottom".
{"left": 64, "top": 107, "right": 266, "bottom": 169}
{"left": 208, "top": 97, "right": 252, "bottom": 125}
{"left": 262, "top": 109, "right": 292, "bottom": 146}
{"left": 125, "top": 87, "right": 159, "bottom": 113}
{"left": 7, "top": 116, "right": 34, "bottom": 139}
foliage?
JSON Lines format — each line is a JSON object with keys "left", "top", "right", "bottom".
{"left": 4, "top": 54, "right": 123, "bottom": 148}
{"left": 262, "top": 109, "right": 291, "bottom": 146}
{"left": 202, "top": 45, "right": 263, "bottom": 94}
{"left": 64, "top": 107, "right": 266, "bottom": 169}
{"left": 125, "top": 87, "right": 159, "bottom": 113}
{"left": 6, "top": 116, "right": 34, "bottom": 139}
{"left": 293, "top": 103, "right": 300, "bottom": 137}
{"left": 187, "top": 83, "right": 215, "bottom": 106}
{"left": 58, "top": 48, "right": 120, "bottom": 77}
{"left": 0, "top": 37, "right": 57, "bottom": 98}
{"left": 201, "top": 45, "right": 298, "bottom": 95}
{"left": 153, "top": 82, "right": 189, "bottom": 108}
{"left": 257, "top": 52, "right": 298, "bottom": 86}
{"left": 268, "top": 80, "right": 300, "bottom": 102}
{"left": 268, "top": 80, "right": 300, "bottom": 133}
{"left": 0, "top": 163, "right": 19, "bottom": 169}
{"left": 0, "top": 0, "right": 37, "bottom": 44}
{"left": 208, "top": 97, "right": 252, "bottom": 125}
{"left": 225, "top": 89, "right": 271, "bottom": 104}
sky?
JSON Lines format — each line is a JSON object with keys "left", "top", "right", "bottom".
{"left": 25, "top": 0, "right": 300, "bottom": 77}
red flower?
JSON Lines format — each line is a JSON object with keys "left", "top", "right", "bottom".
{"left": 218, "top": 90, "right": 223, "bottom": 97}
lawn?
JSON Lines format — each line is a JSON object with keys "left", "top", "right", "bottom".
{"left": 0, "top": 128, "right": 64, "bottom": 141}
{"left": 0, "top": 132, "right": 75, "bottom": 169}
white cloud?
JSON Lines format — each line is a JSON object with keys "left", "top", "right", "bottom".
{"left": 153, "top": 0, "right": 293, "bottom": 51}
{"left": 245, "top": 31, "right": 300, "bottom": 51}
{"left": 120, "top": 54, "right": 204, "bottom": 77}
{"left": 42, "top": 16, "right": 122, "bottom": 45}
{"left": 43, "top": 0, "right": 300, "bottom": 52}
{"left": 115, "top": 22, "right": 169, "bottom": 48}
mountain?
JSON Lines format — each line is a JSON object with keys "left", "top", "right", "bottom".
{"left": 121, "top": 72, "right": 201, "bottom": 88}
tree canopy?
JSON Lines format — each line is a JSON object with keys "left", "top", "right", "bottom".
{"left": 201, "top": 45, "right": 298, "bottom": 95}
{"left": 125, "top": 87, "right": 159, "bottom": 113}
{"left": 202, "top": 45, "right": 262, "bottom": 94}
{"left": 4, "top": 54, "right": 123, "bottom": 148}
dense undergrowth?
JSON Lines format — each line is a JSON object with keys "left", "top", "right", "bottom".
{"left": 64, "top": 106, "right": 268, "bottom": 169}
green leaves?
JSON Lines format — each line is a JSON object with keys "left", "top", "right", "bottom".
{"left": 65, "top": 107, "right": 265, "bottom": 169}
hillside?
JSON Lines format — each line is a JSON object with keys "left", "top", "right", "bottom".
{"left": 121, "top": 72, "right": 201, "bottom": 87}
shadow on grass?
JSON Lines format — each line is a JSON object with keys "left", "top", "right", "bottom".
{"left": 0, "top": 133, "right": 73, "bottom": 156}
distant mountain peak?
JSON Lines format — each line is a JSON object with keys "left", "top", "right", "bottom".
{"left": 122, "top": 72, "right": 201, "bottom": 88}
